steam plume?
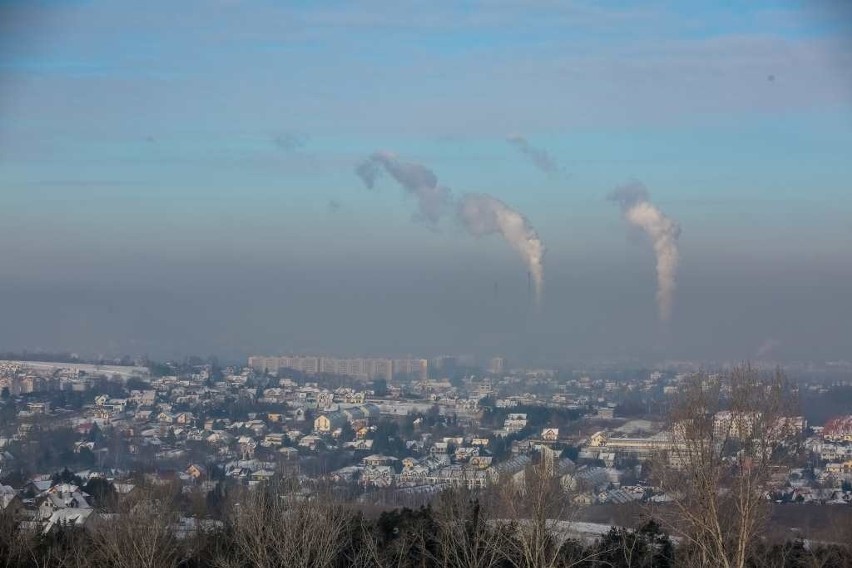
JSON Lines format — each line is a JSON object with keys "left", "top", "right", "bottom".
{"left": 608, "top": 181, "right": 681, "bottom": 322}
{"left": 457, "top": 193, "right": 545, "bottom": 306}
{"left": 355, "top": 151, "right": 547, "bottom": 304}
{"left": 355, "top": 151, "right": 452, "bottom": 225}
{"left": 355, "top": 159, "right": 380, "bottom": 189}
{"left": 506, "top": 134, "right": 563, "bottom": 176}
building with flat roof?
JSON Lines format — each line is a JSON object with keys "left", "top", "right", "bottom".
{"left": 249, "top": 354, "right": 424, "bottom": 381}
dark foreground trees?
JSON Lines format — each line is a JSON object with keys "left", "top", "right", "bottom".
{"left": 2, "top": 487, "right": 849, "bottom": 568}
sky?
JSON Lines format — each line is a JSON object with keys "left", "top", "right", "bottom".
{"left": 1, "top": 0, "right": 851, "bottom": 366}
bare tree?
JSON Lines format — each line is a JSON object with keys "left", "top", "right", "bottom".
{"left": 222, "top": 477, "right": 355, "bottom": 568}
{"left": 0, "top": 509, "right": 29, "bottom": 568}
{"left": 430, "top": 487, "right": 507, "bottom": 568}
{"left": 490, "top": 456, "right": 595, "bottom": 568}
{"left": 87, "top": 486, "right": 182, "bottom": 568}
{"left": 653, "top": 364, "right": 800, "bottom": 568}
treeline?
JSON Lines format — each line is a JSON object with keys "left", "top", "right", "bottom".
{"left": 2, "top": 480, "right": 851, "bottom": 568}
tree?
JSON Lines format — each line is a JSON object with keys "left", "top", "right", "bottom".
{"left": 83, "top": 478, "right": 116, "bottom": 509}
{"left": 490, "top": 453, "right": 585, "bottom": 568}
{"left": 125, "top": 377, "right": 149, "bottom": 391}
{"left": 52, "top": 468, "right": 83, "bottom": 487}
{"left": 594, "top": 520, "right": 674, "bottom": 568}
{"left": 222, "top": 478, "right": 355, "bottom": 568}
{"left": 430, "top": 489, "right": 508, "bottom": 568}
{"left": 372, "top": 378, "right": 388, "bottom": 397}
{"left": 88, "top": 487, "right": 182, "bottom": 568}
{"left": 652, "top": 365, "right": 800, "bottom": 568}
{"left": 87, "top": 422, "right": 104, "bottom": 444}
{"left": 338, "top": 422, "right": 356, "bottom": 444}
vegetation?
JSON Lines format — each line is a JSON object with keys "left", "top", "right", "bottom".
{"left": 1, "top": 478, "right": 850, "bottom": 568}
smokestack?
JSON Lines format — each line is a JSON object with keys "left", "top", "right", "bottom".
{"left": 457, "top": 193, "right": 545, "bottom": 308}
{"left": 528, "top": 271, "right": 532, "bottom": 302}
{"left": 608, "top": 181, "right": 681, "bottom": 322}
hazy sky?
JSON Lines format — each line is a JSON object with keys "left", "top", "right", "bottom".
{"left": 1, "top": 0, "right": 851, "bottom": 365}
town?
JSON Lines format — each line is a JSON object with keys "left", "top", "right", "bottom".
{"left": 1, "top": 353, "right": 850, "bottom": 541}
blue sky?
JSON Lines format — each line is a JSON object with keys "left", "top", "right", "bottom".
{"left": 1, "top": 0, "right": 851, "bottom": 362}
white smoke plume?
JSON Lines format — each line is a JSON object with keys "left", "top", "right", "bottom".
{"left": 608, "top": 181, "right": 681, "bottom": 322}
{"left": 506, "top": 134, "right": 564, "bottom": 177}
{"left": 457, "top": 193, "right": 545, "bottom": 307}
{"left": 355, "top": 151, "right": 452, "bottom": 225}
{"left": 355, "top": 152, "right": 547, "bottom": 305}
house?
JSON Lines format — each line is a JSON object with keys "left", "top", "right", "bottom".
{"left": 825, "top": 461, "right": 852, "bottom": 475}
{"left": 489, "top": 455, "right": 532, "bottom": 483}
{"left": 454, "top": 446, "right": 479, "bottom": 461}
{"left": 263, "top": 433, "right": 287, "bottom": 447}
{"left": 330, "top": 466, "right": 362, "bottom": 483}
{"left": 186, "top": 464, "right": 207, "bottom": 481}
{"left": 134, "top": 410, "right": 153, "bottom": 422}
{"left": 43, "top": 508, "right": 94, "bottom": 534}
{"left": 298, "top": 435, "right": 322, "bottom": 450}
{"left": 504, "top": 413, "right": 528, "bottom": 433}
{"left": 206, "top": 431, "right": 233, "bottom": 446}
{"left": 469, "top": 456, "right": 493, "bottom": 469}
{"left": 37, "top": 484, "right": 91, "bottom": 520}
{"left": 588, "top": 431, "right": 607, "bottom": 447}
{"left": 317, "top": 391, "right": 334, "bottom": 410}
{"left": 157, "top": 412, "right": 175, "bottom": 424}
{"left": 361, "top": 465, "right": 395, "bottom": 488}
{"left": 399, "top": 464, "right": 429, "bottom": 484}
{"left": 541, "top": 428, "right": 559, "bottom": 442}
{"left": 597, "top": 407, "right": 615, "bottom": 419}
{"left": 343, "top": 439, "right": 374, "bottom": 451}
{"left": 314, "top": 412, "right": 346, "bottom": 433}
{"left": 0, "top": 484, "right": 22, "bottom": 515}
{"left": 130, "top": 390, "right": 157, "bottom": 407}
{"left": 245, "top": 420, "right": 268, "bottom": 436}
{"left": 175, "top": 412, "right": 195, "bottom": 425}
{"left": 363, "top": 454, "right": 397, "bottom": 467}
{"left": 250, "top": 470, "right": 275, "bottom": 483}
